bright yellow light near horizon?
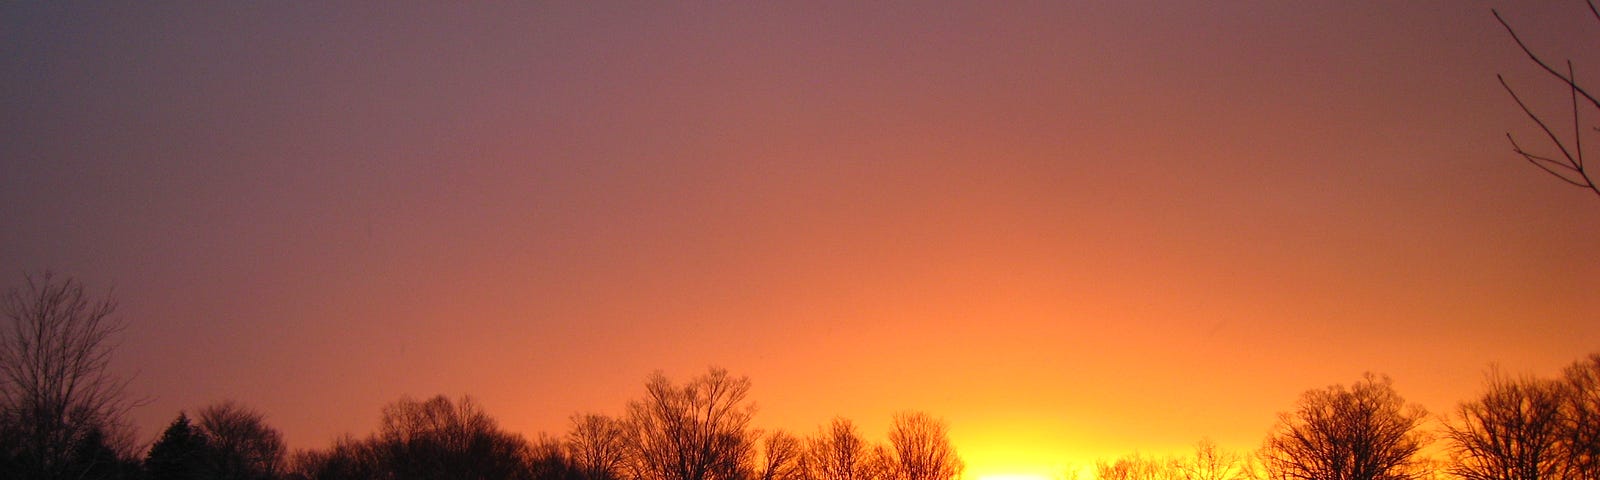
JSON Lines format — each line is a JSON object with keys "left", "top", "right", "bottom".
{"left": 956, "top": 429, "right": 1090, "bottom": 480}
{"left": 965, "top": 457, "right": 1085, "bottom": 480}
{"left": 977, "top": 474, "right": 1053, "bottom": 480}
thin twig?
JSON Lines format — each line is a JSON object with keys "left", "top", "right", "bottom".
{"left": 1511, "top": 135, "right": 1593, "bottom": 187}
{"left": 1499, "top": 74, "right": 1580, "bottom": 168}
{"left": 1495, "top": 8, "right": 1600, "bottom": 200}
{"left": 1572, "top": 61, "right": 1584, "bottom": 170}
{"left": 1494, "top": 9, "right": 1600, "bottom": 112}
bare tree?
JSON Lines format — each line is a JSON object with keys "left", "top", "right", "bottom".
{"left": 1181, "top": 439, "right": 1246, "bottom": 480}
{"left": 1557, "top": 354, "right": 1600, "bottom": 478}
{"left": 624, "top": 367, "right": 759, "bottom": 480}
{"left": 1096, "top": 441, "right": 1246, "bottom": 480}
{"left": 883, "top": 412, "right": 963, "bottom": 480}
{"left": 376, "top": 394, "right": 534, "bottom": 480}
{"left": 1095, "top": 452, "right": 1180, "bottom": 480}
{"left": 286, "top": 434, "right": 383, "bottom": 480}
{"left": 197, "top": 401, "right": 287, "bottom": 480}
{"left": 567, "top": 413, "right": 627, "bottom": 480}
{"left": 0, "top": 271, "right": 137, "bottom": 477}
{"left": 801, "top": 418, "right": 876, "bottom": 480}
{"left": 1493, "top": 4, "right": 1600, "bottom": 200}
{"left": 1443, "top": 371, "right": 1566, "bottom": 480}
{"left": 1260, "top": 373, "right": 1430, "bottom": 480}
{"left": 759, "top": 430, "right": 803, "bottom": 480}
{"left": 531, "top": 433, "right": 582, "bottom": 480}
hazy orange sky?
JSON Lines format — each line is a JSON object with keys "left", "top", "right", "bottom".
{"left": 3, "top": 2, "right": 1598, "bottom": 478}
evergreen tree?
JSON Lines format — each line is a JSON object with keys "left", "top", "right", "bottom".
{"left": 70, "top": 428, "right": 139, "bottom": 480}
{"left": 146, "top": 413, "right": 208, "bottom": 480}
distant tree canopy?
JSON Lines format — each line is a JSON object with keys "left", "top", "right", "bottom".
{"left": 282, "top": 368, "right": 968, "bottom": 480}
{"left": 567, "top": 413, "right": 627, "bottom": 480}
{"left": 145, "top": 402, "right": 287, "bottom": 480}
{"left": 1094, "top": 452, "right": 1178, "bottom": 480}
{"left": 1444, "top": 355, "right": 1600, "bottom": 480}
{"left": 624, "top": 368, "right": 760, "bottom": 480}
{"left": 1259, "top": 373, "right": 1430, "bottom": 480}
{"left": 759, "top": 430, "right": 803, "bottom": 480}
{"left": 1444, "top": 372, "right": 1565, "bottom": 480}
{"left": 1092, "top": 440, "right": 1248, "bottom": 480}
{"left": 1, "top": 273, "right": 1584, "bottom": 480}
{"left": 1560, "top": 354, "right": 1600, "bottom": 478}
{"left": 884, "top": 412, "right": 963, "bottom": 480}
{"left": 800, "top": 418, "right": 875, "bottom": 480}
{"left": 198, "top": 401, "right": 287, "bottom": 480}
{"left": 146, "top": 413, "right": 207, "bottom": 480}
{"left": 293, "top": 394, "right": 536, "bottom": 480}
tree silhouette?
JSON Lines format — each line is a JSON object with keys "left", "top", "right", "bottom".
{"left": 289, "top": 394, "right": 535, "bottom": 480}
{"left": 1557, "top": 354, "right": 1600, "bottom": 478}
{"left": 566, "top": 413, "right": 626, "bottom": 480}
{"left": 1443, "top": 372, "right": 1566, "bottom": 480}
{"left": 1493, "top": 4, "right": 1600, "bottom": 200}
{"left": 376, "top": 395, "right": 534, "bottom": 480}
{"left": 624, "top": 367, "right": 759, "bottom": 480}
{"left": 801, "top": 418, "right": 876, "bottom": 480}
{"left": 146, "top": 413, "right": 208, "bottom": 480}
{"left": 1093, "top": 440, "right": 1250, "bottom": 480}
{"left": 1182, "top": 439, "right": 1247, "bottom": 480}
{"left": 1260, "top": 373, "right": 1430, "bottom": 480}
{"left": 759, "top": 430, "right": 803, "bottom": 480}
{"left": 883, "top": 412, "right": 963, "bottom": 480}
{"left": 530, "top": 434, "right": 583, "bottom": 480}
{"left": 197, "top": 401, "right": 287, "bottom": 480}
{"left": 287, "top": 435, "right": 383, "bottom": 480}
{"left": 0, "top": 271, "right": 137, "bottom": 478}
{"left": 1094, "top": 452, "right": 1178, "bottom": 480}
{"left": 69, "top": 426, "right": 141, "bottom": 479}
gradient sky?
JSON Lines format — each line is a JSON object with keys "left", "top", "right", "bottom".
{"left": 3, "top": 2, "right": 1599, "bottom": 478}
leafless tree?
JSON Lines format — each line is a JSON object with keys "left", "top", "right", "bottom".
{"left": 1557, "top": 354, "right": 1600, "bottom": 478}
{"left": 1096, "top": 441, "right": 1247, "bottom": 480}
{"left": 567, "top": 413, "right": 627, "bottom": 480}
{"left": 1095, "top": 452, "right": 1180, "bottom": 480}
{"left": 1181, "top": 439, "right": 1246, "bottom": 480}
{"left": 197, "top": 400, "right": 287, "bottom": 480}
{"left": 376, "top": 394, "right": 535, "bottom": 480}
{"left": 759, "top": 430, "right": 803, "bottom": 480}
{"left": 883, "top": 412, "right": 963, "bottom": 480}
{"left": 1493, "top": 4, "right": 1600, "bottom": 200}
{"left": 286, "top": 434, "right": 384, "bottom": 480}
{"left": 1260, "top": 373, "right": 1430, "bottom": 480}
{"left": 531, "top": 433, "right": 582, "bottom": 480}
{"left": 0, "top": 271, "right": 137, "bottom": 476}
{"left": 1443, "top": 371, "right": 1566, "bottom": 480}
{"left": 624, "top": 367, "right": 759, "bottom": 480}
{"left": 801, "top": 418, "right": 876, "bottom": 480}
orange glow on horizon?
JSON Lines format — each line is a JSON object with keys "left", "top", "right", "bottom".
{"left": 4, "top": 1, "right": 1599, "bottom": 470}
{"left": 976, "top": 474, "right": 1056, "bottom": 480}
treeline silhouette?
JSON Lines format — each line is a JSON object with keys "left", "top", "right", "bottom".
{"left": 3, "top": 273, "right": 1599, "bottom": 480}
{"left": 1084, "top": 359, "right": 1600, "bottom": 480}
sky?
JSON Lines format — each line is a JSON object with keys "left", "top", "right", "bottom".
{"left": 3, "top": 1, "right": 1599, "bottom": 478}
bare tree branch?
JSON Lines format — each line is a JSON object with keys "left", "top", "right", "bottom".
{"left": 625, "top": 368, "right": 759, "bottom": 480}
{"left": 1260, "top": 373, "right": 1431, "bottom": 480}
{"left": 1495, "top": 9, "right": 1600, "bottom": 111}
{"left": 1493, "top": 8, "right": 1600, "bottom": 200}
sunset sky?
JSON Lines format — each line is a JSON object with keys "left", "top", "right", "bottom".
{"left": 3, "top": 2, "right": 1599, "bottom": 478}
